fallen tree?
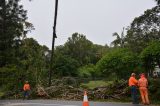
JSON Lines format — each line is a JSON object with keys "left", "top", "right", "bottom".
{"left": 35, "top": 79, "right": 130, "bottom": 100}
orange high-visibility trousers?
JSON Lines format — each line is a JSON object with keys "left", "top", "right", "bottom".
{"left": 139, "top": 87, "right": 150, "bottom": 105}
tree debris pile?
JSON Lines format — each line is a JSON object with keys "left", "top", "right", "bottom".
{"left": 91, "top": 80, "right": 130, "bottom": 100}
{"left": 36, "top": 79, "right": 130, "bottom": 100}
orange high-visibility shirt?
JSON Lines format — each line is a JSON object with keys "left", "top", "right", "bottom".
{"left": 129, "top": 76, "right": 138, "bottom": 86}
{"left": 23, "top": 84, "right": 30, "bottom": 91}
{"left": 138, "top": 77, "right": 148, "bottom": 87}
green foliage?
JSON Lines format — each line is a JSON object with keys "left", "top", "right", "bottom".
{"left": 141, "top": 41, "right": 160, "bottom": 59}
{"left": 53, "top": 54, "right": 79, "bottom": 77}
{"left": 53, "top": 33, "right": 109, "bottom": 78}
{"left": 111, "top": 28, "right": 125, "bottom": 48}
{"left": 154, "top": 0, "right": 160, "bottom": 5}
{"left": 91, "top": 44, "right": 109, "bottom": 64}
{"left": 148, "top": 78, "right": 160, "bottom": 100}
{"left": 78, "top": 64, "right": 97, "bottom": 78}
{"left": 0, "top": 91, "right": 4, "bottom": 98}
{"left": 18, "top": 38, "right": 49, "bottom": 84}
{"left": 96, "top": 48, "right": 139, "bottom": 79}
{"left": 64, "top": 33, "right": 93, "bottom": 65}
{"left": 140, "top": 40, "right": 160, "bottom": 74}
{"left": 0, "top": 38, "right": 50, "bottom": 93}
{"left": 126, "top": 6, "right": 160, "bottom": 53}
{"left": 0, "top": 65, "right": 22, "bottom": 91}
{"left": 0, "top": 0, "right": 34, "bottom": 67}
{"left": 80, "top": 80, "right": 112, "bottom": 89}
{"left": 63, "top": 33, "right": 109, "bottom": 65}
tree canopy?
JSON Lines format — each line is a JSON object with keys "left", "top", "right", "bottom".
{"left": 140, "top": 40, "right": 160, "bottom": 75}
{"left": 96, "top": 48, "right": 139, "bottom": 79}
{"left": 0, "top": 0, "right": 34, "bottom": 67}
{"left": 125, "top": 6, "right": 160, "bottom": 53}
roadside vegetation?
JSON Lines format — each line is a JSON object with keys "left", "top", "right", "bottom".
{"left": 0, "top": 0, "right": 160, "bottom": 105}
{"left": 80, "top": 80, "right": 113, "bottom": 89}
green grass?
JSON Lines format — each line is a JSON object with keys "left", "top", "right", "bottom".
{"left": 0, "top": 91, "right": 4, "bottom": 98}
{"left": 80, "top": 80, "right": 113, "bottom": 89}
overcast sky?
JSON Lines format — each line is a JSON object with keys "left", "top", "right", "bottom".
{"left": 21, "top": 0, "right": 156, "bottom": 49}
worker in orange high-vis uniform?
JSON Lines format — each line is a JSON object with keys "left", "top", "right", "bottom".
{"left": 129, "top": 73, "right": 139, "bottom": 104}
{"left": 138, "top": 73, "right": 150, "bottom": 105}
{"left": 23, "top": 81, "right": 30, "bottom": 100}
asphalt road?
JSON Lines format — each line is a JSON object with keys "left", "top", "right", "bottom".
{"left": 0, "top": 100, "right": 146, "bottom": 106}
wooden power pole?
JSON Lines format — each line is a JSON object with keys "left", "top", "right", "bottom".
{"left": 49, "top": 0, "right": 58, "bottom": 86}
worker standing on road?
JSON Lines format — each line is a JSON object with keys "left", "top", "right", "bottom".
{"left": 138, "top": 73, "right": 150, "bottom": 105}
{"left": 23, "top": 81, "right": 30, "bottom": 100}
{"left": 129, "top": 73, "right": 139, "bottom": 104}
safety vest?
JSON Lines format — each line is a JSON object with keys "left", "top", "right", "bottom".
{"left": 23, "top": 84, "right": 30, "bottom": 91}
{"left": 129, "top": 76, "right": 138, "bottom": 86}
{"left": 138, "top": 77, "right": 147, "bottom": 87}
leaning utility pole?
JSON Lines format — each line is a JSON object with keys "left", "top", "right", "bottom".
{"left": 49, "top": 0, "right": 58, "bottom": 86}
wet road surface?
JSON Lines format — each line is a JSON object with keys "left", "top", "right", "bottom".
{"left": 0, "top": 100, "right": 149, "bottom": 106}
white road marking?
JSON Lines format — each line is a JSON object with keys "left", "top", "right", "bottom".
{"left": 4, "top": 103, "right": 79, "bottom": 106}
